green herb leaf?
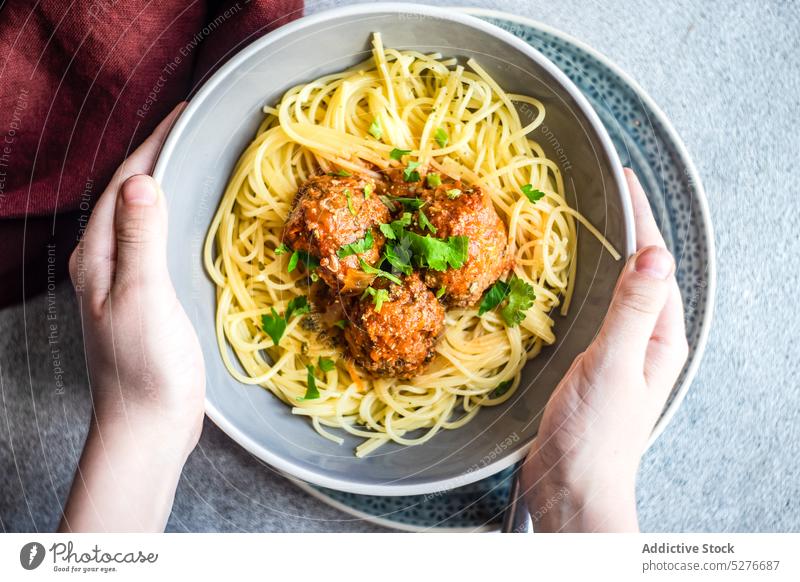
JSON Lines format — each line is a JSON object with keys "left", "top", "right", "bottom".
{"left": 392, "top": 197, "right": 426, "bottom": 210}
{"left": 436, "top": 286, "right": 446, "bottom": 298}
{"left": 261, "top": 308, "right": 287, "bottom": 346}
{"left": 262, "top": 296, "right": 309, "bottom": 347}
{"left": 388, "top": 212, "right": 413, "bottom": 239}
{"left": 337, "top": 231, "right": 374, "bottom": 258}
{"left": 368, "top": 118, "right": 382, "bottom": 140}
{"left": 426, "top": 173, "right": 442, "bottom": 187}
{"left": 318, "top": 357, "right": 335, "bottom": 372}
{"left": 417, "top": 207, "right": 437, "bottom": 234}
{"left": 345, "top": 189, "right": 356, "bottom": 215}
{"left": 275, "top": 243, "right": 289, "bottom": 255}
{"left": 491, "top": 380, "right": 513, "bottom": 398}
{"left": 360, "top": 258, "right": 403, "bottom": 285}
{"left": 384, "top": 240, "right": 413, "bottom": 275}
{"left": 403, "top": 161, "right": 421, "bottom": 182}
{"left": 287, "top": 251, "right": 300, "bottom": 273}
{"left": 521, "top": 184, "right": 546, "bottom": 204}
{"left": 303, "top": 364, "right": 320, "bottom": 399}
{"left": 363, "top": 183, "right": 374, "bottom": 198}
{"left": 287, "top": 250, "right": 319, "bottom": 273}
{"left": 330, "top": 169, "right": 351, "bottom": 177}
{"left": 446, "top": 188, "right": 462, "bottom": 199}
{"left": 364, "top": 287, "right": 390, "bottom": 312}
{"left": 500, "top": 276, "right": 536, "bottom": 327}
{"left": 478, "top": 280, "right": 511, "bottom": 315}
{"left": 286, "top": 295, "right": 310, "bottom": 320}
{"left": 390, "top": 147, "right": 411, "bottom": 161}
{"left": 404, "top": 232, "right": 469, "bottom": 271}
{"left": 334, "top": 319, "right": 347, "bottom": 329}
{"left": 434, "top": 127, "right": 448, "bottom": 148}
{"left": 379, "top": 223, "right": 395, "bottom": 240}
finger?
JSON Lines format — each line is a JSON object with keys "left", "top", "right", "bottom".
{"left": 624, "top": 168, "right": 665, "bottom": 250}
{"left": 625, "top": 170, "right": 689, "bottom": 395}
{"left": 592, "top": 245, "right": 675, "bottom": 367}
{"left": 71, "top": 103, "right": 185, "bottom": 304}
{"left": 112, "top": 174, "right": 170, "bottom": 294}
{"left": 113, "top": 102, "right": 186, "bottom": 186}
{"left": 645, "top": 277, "right": 688, "bottom": 397}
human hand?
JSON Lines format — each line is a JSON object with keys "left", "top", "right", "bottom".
{"left": 521, "top": 169, "right": 688, "bottom": 532}
{"left": 61, "top": 104, "right": 205, "bottom": 531}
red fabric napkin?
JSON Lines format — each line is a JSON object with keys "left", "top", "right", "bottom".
{"left": 0, "top": 0, "right": 303, "bottom": 306}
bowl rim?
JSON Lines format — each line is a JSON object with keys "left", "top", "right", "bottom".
{"left": 153, "top": 2, "right": 635, "bottom": 496}
{"left": 460, "top": 6, "right": 717, "bottom": 451}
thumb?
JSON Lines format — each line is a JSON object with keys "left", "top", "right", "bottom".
{"left": 113, "top": 174, "right": 169, "bottom": 292}
{"left": 592, "top": 245, "right": 675, "bottom": 366}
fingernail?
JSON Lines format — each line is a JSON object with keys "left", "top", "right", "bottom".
{"left": 634, "top": 246, "right": 673, "bottom": 279}
{"left": 122, "top": 176, "right": 158, "bottom": 206}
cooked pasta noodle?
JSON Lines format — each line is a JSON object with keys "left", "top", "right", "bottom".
{"left": 204, "top": 33, "right": 619, "bottom": 456}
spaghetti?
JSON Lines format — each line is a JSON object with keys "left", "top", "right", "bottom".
{"left": 204, "top": 33, "right": 619, "bottom": 456}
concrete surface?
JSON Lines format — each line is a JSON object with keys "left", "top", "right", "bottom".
{"left": 1, "top": 0, "right": 798, "bottom": 532}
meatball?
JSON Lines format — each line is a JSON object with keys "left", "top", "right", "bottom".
{"left": 283, "top": 174, "right": 390, "bottom": 292}
{"left": 343, "top": 273, "right": 445, "bottom": 377}
{"left": 416, "top": 182, "right": 510, "bottom": 307}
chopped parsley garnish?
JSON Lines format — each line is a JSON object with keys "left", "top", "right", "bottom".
{"left": 390, "top": 147, "right": 411, "bottom": 161}
{"left": 434, "top": 127, "right": 448, "bottom": 148}
{"left": 303, "top": 364, "right": 320, "bottom": 400}
{"left": 287, "top": 252, "right": 300, "bottom": 273}
{"left": 329, "top": 169, "right": 352, "bottom": 177}
{"left": 479, "top": 276, "right": 535, "bottom": 326}
{"left": 364, "top": 287, "right": 390, "bottom": 312}
{"left": 404, "top": 232, "right": 468, "bottom": 271}
{"left": 521, "top": 184, "right": 546, "bottom": 204}
{"left": 368, "top": 118, "right": 382, "bottom": 140}
{"left": 417, "top": 207, "right": 437, "bottom": 234}
{"left": 318, "top": 357, "right": 335, "bottom": 373}
{"left": 403, "top": 161, "right": 421, "bottom": 182}
{"left": 261, "top": 308, "right": 286, "bottom": 347}
{"left": 337, "top": 231, "right": 374, "bottom": 258}
{"left": 391, "top": 197, "right": 426, "bottom": 210}
{"left": 380, "top": 212, "right": 413, "bottom": 240}
{"left": 261, "top": 295, "right": 309, "bottom": 346}
{"left": 334, "top": 319, "right": 347, "bottom": 329}
{"left": 436, "top": 286, "right": 446, "bottom": 298}
{"left": 446, "top": 188, "right": 462, "bottom": 199}
{"left": 379, "top": 224, "right": 395, "bottom": 240}
{"left": 379, "top": 216, "right": 467, "bottom": 273}
{"left": 345, "top": 188, "right": 356, "bottom": 215}
{"left": 363, "top": 183, "right": 374, "bottom": 198}
{"left": 426, "top": 173, "right": 442, "bottom": 187}
{"left": 491, "top": 380, "right": 513, "bottom": 398}
{"left": 478, "top": 280, "right": 511, "bottom": 315}
{"left": 286, "top": 295, "right": 310, "bottom": 319}
{"left": 384, "top": 239, "right": 413, "bottom": 275}
{"left": 359, "top": 258, "right": 403, "bottom": 285}
{"left": 275, "top": 243, "right": 289, "bottom": 255}
{"left": 501, "top": 276, "right": 536, "bottom": 326}
{"left": 287, "top": 250, "right": 319, "bottom": 273}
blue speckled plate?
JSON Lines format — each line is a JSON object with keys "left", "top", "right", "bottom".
{"left": 293, "top": 9, "right": 716, "bottom": 532}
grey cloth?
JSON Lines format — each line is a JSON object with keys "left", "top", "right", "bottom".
{"left": 2, "top": 0, "right": 799, "bottom": 532}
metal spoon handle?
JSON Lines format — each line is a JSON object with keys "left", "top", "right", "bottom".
{"left": 501, "top": 461, "right": 534, "bottom": 533}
